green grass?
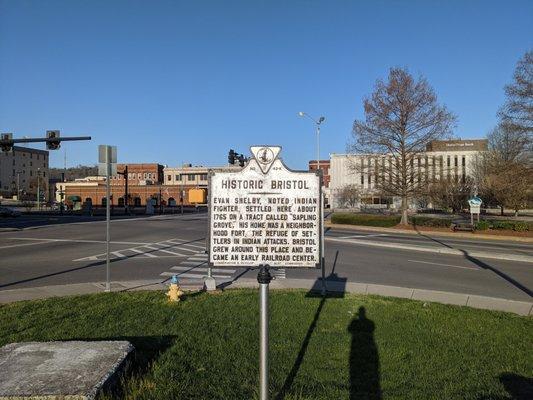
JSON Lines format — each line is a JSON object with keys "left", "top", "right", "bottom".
{"left": 1, "top": 290, "right": 532, "bottom": 399}
{"left": 331, "top": 213, "right": 401, "bottom": 227}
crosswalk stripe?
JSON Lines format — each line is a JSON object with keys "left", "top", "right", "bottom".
{"left": 130, "top": 248, "right": 157, "bottom": 258}
{"left": 111, "top": 251, "right": 126, "bottom": 258}
{"left": 170, "top": 266, "right": 235, "bottom": 273}
{"left": 160, "top": 272, "right": 231, "bottom": 279}
{"left": 178, "top": 260, "right": 208, "bottom": 266}
{"left": 153, "top": 248, "right": 190, "bottom": 256}
{"left": 167, "top": 240, "right": 206, "bottom": 250}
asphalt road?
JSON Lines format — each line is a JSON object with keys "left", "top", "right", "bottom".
{"left": 0, "top": 214, "right": 531, "bottom": 302}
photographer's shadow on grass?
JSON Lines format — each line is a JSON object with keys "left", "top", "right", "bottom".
{"left": 348, "top": 306, "right": 382, "bottom": 400}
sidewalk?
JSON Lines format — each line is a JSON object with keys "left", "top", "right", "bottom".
{"left": 1, "top": 278, "right": 531, "bottom": 316}
{"left": 326, "top": 222, "right": 533, "bottom": 243}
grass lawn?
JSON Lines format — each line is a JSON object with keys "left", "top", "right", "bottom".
{"left": 1, "top": 290, "right": 531, "bottom": 399}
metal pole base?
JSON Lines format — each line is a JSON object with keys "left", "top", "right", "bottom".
{"left": 258, "top": 266, "right": 272, "bottom": 400}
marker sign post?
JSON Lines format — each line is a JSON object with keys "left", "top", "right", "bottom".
{"left": 468, "top": 196, "right": 482, "bottom": 225}
{"left": 208, "top": 146, "right": 322, "bottom": 400}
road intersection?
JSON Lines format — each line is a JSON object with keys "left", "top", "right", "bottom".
{"left": 0, "top": 213, "right": 531, "bottom": 303}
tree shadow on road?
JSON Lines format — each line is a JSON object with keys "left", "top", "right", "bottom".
{"left": 413, "top": 226, "right": 532, "bottom": 298}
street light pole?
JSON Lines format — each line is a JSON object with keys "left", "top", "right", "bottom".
{"left": 298, "top": 112, "right": 326, "bottom": 296}
{"left": 37, "top": 168, "right": 41, "bottom": 210}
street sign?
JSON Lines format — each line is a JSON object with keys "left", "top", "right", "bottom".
{"left": 98, "top": 145, "right": 117, "bottom": 176}
{"left": 208, "top": 145, "right": 322, "bottom": 268}
{"left": 468, "top": 196, "right": 482, "bottom": 224}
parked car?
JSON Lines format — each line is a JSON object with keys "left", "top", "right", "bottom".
{"left": 0, "top": 206, "right": 21, "bottom": 217}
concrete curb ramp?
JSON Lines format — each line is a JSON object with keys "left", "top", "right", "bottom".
{"left": 0, "top": 278, "right": 531, "bottom": 316}
{"left": 325, "top": 236, "right": 533, "bottom": 263}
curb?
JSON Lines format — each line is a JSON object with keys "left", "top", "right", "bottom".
{"left": 325, "top": 236, "right": 533, "bottom": 263}
{"left": 326, "top": 222, "right": 533, "bottom": 243}
{"left": 230, "top": 278, "right": 533, "bottom": 316}
{"left": 1, "top": 278, "right": 531, "bottom": 316}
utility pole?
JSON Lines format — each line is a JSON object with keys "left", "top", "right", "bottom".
{"left": 117, "top": 165, "right": 128, "bottom": 213}
{"left": 37, "top": 168, "right": 41, "bottom": 210}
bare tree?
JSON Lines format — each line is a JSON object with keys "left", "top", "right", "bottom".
{"left": 498, "top": 50, "right": 533, "bottom": 141}
{"left": 476, "top": 124, "right": 531, "bottom": 216}
{"left": 337, "top": 184, "right": 360, "bottom": 208}
{"left": 428, "top": 176, "right": 474, "bottom": 213}
{"left": 350, "top": 67, "right": 456, "bottom": 224}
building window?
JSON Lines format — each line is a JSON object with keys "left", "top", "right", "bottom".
{"left": 175, "top": 174, "right": 181, "bottom": 181}
{"left": 447, "top": 156, "right": 450, "bottom": 167}
{"left": 454, "top": 156, "right": 458, "bottom": 167}
{"left": 187, "top": 174, "right": 195, "bottom": 181}
{"left": 200, "top": 174, "right": 207, "bottom": 181}
{"left": 462, "top": 156, "right": 466, "bottom": 166}
{"left": 360, "top": 174, "right": 364, "bottom": 185}
{"left": 167, "top": 175, "right": 171, "bottom": 181}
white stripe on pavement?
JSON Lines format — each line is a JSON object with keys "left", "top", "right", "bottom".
{"left": 160, "top": 272, "right": 231, "bottom": 279}
{"left": 170, "top": 266, "right": 235, "bottom": 273}
{"left": 408, "top": 259, "right": 479, "bottom": 270}
{"left": 130, "top": 248, "right": 157, "bottom": 258}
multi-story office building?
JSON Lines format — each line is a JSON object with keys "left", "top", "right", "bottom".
{"left": 0, "top": 146, "right": 49, "bottom": 200}
{"left": 329, "top": 139, "right": 488, "bottom": 208}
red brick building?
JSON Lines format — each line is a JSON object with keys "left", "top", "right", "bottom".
{"left": 111, "top": 163, "right": 164, "bottom": 186}
{"left": 308, "top": 160, "right": 330, "bottom": 187}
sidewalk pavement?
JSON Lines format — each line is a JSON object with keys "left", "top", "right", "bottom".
{"left": 326, "top": 222, "right": 533, "bottom": 243}
{"left": 1, "top": 278, "right": 531, "bottom": 316}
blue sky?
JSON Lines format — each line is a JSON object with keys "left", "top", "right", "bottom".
{"left": 1, "top": 0, "right": 532, "bottom": 169}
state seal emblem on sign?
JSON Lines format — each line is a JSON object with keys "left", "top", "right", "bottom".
{"left": 257, "top": 147, "right": 274, "bottom": 165}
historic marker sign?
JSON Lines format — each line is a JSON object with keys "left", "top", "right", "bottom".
{"left": 208, "top": 146, "right": 322, "bottom": 268}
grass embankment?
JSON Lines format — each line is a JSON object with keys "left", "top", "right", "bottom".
{"left": 1, "top": 290, "right": 532, "bottom": 399}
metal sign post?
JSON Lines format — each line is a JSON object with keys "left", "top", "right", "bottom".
{"left": 257, "top": 265, "right": 272, "bottom": 400}
{"left": 208, "top": 146, "right": 322, "bottom": 400}
{"left": 468, "top": 196, "right": 482, "bottom": 226}
{"left": 99, "top": 145, "right": 117, "bottom": 292}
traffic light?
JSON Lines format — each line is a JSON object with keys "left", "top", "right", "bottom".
{"left": 1, "top": 133, "right": 13, "bottom": 152}
{"left": 228, "top": 149, "right": 236, "bottom": 164}
{"left": 46, "top": 130, "right": 61, "bottom": 150}
{"left": 238, "top": 154, "right": 246, "bottom": 167}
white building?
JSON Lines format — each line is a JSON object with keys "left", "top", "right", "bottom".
{"left": 329, "top": 139, "right": 488, "bottom": 209}
{"left": 163, "top": 164, "right": 242, "bottom": 188}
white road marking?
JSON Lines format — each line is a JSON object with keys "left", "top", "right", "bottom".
{"left": 337, "top": 234, "right": 389, "bottom": 239}
{"left": 408, "top": 259, "right": 479, "bottom": 270}
{"left": 170, "top": 266, "right": 234, "bottom": 273}
{"left": 166, "top": 240, "right": 206, "bottom": 250}
{"left": 6, "top": 237, "right": 147, "bottom": 245}
{"left": 160, "top": 272, "right": 230, "bottom": 279}
{"left": 111, "top": 251, "right": 126, "bottom": 258}
{"left": 130, "top": 248, "right": 157, "bottom": 258}
{"left": 0, "top": 240, "right": 56, "bottom": 250}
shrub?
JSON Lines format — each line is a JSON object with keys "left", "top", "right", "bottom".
{"left": 513, "top": 221, "right": 529, "bottom": 232}
{"left": 409, "top": 216, "right": 453, "bottom": 228}
{"left": 331, "top": 213, "right": 401, "bottom": 227}
{"left": 475, "top": 220, "right": 490, "bottom": 231}
{"left": 490, "top": 220, "right": 516, "bottom": 230}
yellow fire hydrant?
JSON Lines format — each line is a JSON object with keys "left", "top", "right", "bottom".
{"left": 167, "top": 275, "right": 184, "bottom": 302}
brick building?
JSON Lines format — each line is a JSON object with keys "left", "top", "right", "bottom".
{"left": 61, "top": 163, "right": 241, "bottom": 208}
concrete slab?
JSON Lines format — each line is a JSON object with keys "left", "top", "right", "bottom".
{"left": 412, "top": 289, "right": 468, "bottom": 306}
{"left": 466, "top": 295, "right": 533, "bottom": 316}
{"left": 366, "top": 284, "right": 414, "bottom": 299}
{"left": 0, "top": 341, "right": 133, "bottom": 400}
